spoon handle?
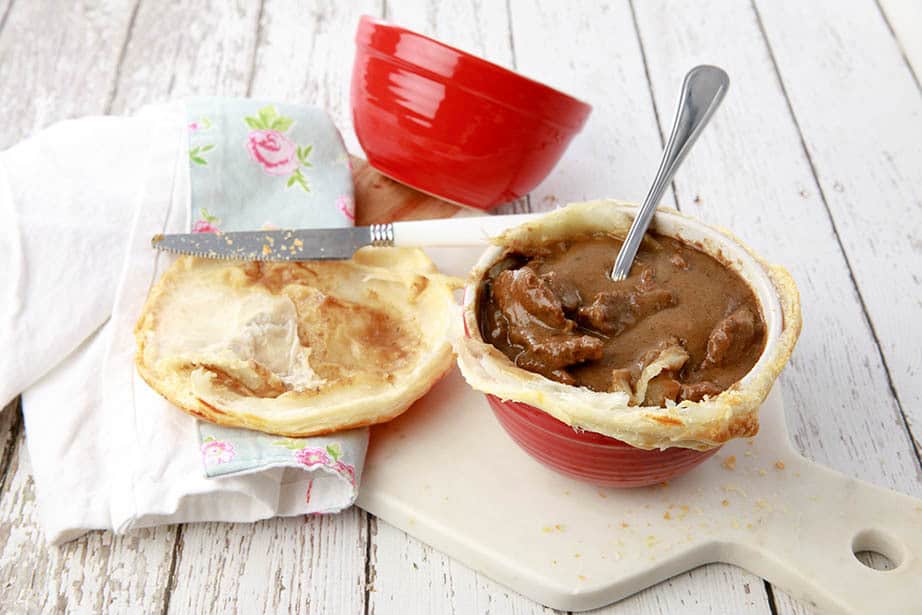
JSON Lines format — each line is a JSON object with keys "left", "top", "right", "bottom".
{"left": 611, "top": 65, "right": 729, "bottom": 281}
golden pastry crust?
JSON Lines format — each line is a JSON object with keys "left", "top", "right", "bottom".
{"left": 136, "top": 247, "right": 459, "bottom": 436}
{"left": 456, "top": 200, "right": 802, "bottom": 451}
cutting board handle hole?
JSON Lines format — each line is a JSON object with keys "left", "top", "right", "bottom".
{"left": 851, "top": 529, "right": 906, "bottom": 572}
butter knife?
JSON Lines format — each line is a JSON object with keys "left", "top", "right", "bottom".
{"left": 151, "top": 213, "right": 541, "bottom": 261}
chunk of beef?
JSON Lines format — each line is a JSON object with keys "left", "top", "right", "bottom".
{"left": 632, "top": 287, "right": 676, "bottom": 316}
{"left": 576, "top": 286, "right": 676, "bottom": 335}
{"left": 577, "top": 290, "right": 635, "bottom": 334}
{"left": 539, "top": 270, "right": 582, "bottom": 314}
{"left": 493, "top": 267, "right": 568, "bottom": 329}
{"left": 491, "top": 267, "right": 604, "bottom": 377}
{"left": 701, "top": 306, "right": 760, "bottom": 368}
{"left": 679, "top": 380, "right": 723, "bottom": 402}
{"left": 515, "top": 334, "right": 603, "bottom": 377}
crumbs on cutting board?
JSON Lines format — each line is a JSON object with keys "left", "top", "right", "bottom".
{"left": 775, "top": 460, "right": 785, "bottom": 470}
{"left": 541, "top": 524, "right": 565, "bottom": 534}
{"left": 721, "top": 455, "right": 737, "bottom": 470}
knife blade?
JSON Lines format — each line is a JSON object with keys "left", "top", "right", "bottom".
{"left": 151, "top": 214, "right": 542, "bottom": 261}
{"left": 152, "top": 227, "right": 378, "bottom": 261}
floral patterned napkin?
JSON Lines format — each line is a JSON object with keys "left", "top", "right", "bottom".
{"left": 185, "top": 98, "right": 364, "bottom": 502}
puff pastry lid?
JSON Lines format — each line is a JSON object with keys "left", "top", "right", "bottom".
{"left": 456, "top": 200, "right": 802, "bottom": 451}
{"left": 136, "top": 247, "right": 458, "bottom": 436}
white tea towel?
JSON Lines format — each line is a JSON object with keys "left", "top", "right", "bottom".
{"left": 1, "top": 102, "right": 367, "bottom": 543}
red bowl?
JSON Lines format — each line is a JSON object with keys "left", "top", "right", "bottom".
{"left": 351, "top": 16, "right": 592, "bottom": 210}
{"left": 485, "top": 395, "right": 720, "bottom": 488}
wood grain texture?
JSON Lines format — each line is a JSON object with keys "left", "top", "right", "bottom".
{"left": 352, "top": 156, "right": 461, "bottom": 224}
{"left": 109, "top": 0, "right": 262, "bottom": 114}
{"left": 508, "top": 0, "right": 674, "bottom": 207}
{"left": 368, "top": 519, "right": 560, "bottom": 615}
{"left": 0, "top": 432, "right": 177, "bottom": 613}
{"left": 877, "top": 0, "right": 922, "bottom": 88}
{"left": 168, "top": 509, "right": 367, "bottom": 615}
{"left": 0, "top": 399, "right": 21, "bottom": 494}
{"left": 2, "top": 0, "right": 921, "bottom": 612}
{"left": 0, "top": 0, "right": 139, "bottom": 148}
{"left": 249, "top": 0, "right": 382, "bottom": 154}
{"left": 136, "top": 2, "right": 378, "bottom": 613}
{"left": 362, "top": 3, "right": 549, "bottom": 613}
{"left": 508, "top": 2, "right": 773, "bottom": 613}
{"left": 0, "top": 1, "right": 179, "bottom": 612}
{"left": 632, "top": 0, "right": 922, "bottom": 491}
{"left": 631, "top": 3, "right": 922, "bottom": 609}
{"left": 753, "top": 0, "right": 922, "bottom": 467}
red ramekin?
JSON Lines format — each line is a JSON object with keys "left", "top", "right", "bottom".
{"left": 485, "top": 395, "right": 720, "bottom": 487}
{"left": 351, "top": 16, "right": 592, "bottom": 211}
{"left": 462, "top": 204, "right": 791, "bottom": 487}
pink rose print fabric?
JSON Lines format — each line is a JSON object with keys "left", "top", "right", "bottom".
{"left": 189, "top": 99, "right": 361, "bottom": 513}
{"left": 201, "top": 439, "right": 235, "bottom": 465}
{"left": 244, "top": 105, "right": 313, "bottom": 191}
{"left": 246, "top": 129, "right": 299, "bottom": 176}
{"left": 295, "top": 447, "right": 332, "bottom": 467}
{"left": 192, "top": 208, "right": 220, "bottom": 233}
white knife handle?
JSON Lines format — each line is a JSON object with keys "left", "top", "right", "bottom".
{"left": 391, "top": 213, "right": 542, "bottom": 248}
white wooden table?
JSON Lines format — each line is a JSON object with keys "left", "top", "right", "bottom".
{"left": 2, "top": 1, "right": 921, "bottom": 613}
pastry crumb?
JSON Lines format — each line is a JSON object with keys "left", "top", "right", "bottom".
{"left": 774, "top": 460, "right": 785, "bottom": 470}
{"left": 722, "top": 499, "right": 730, "bottom": 507}
{"left": 722, "top": 455, "right": 737, "bottom": 470}
{"left": 663, "top": 511, "right": 672, "bottom": 520}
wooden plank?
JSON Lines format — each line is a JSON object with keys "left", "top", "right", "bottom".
{"left": 361, "top": 3, "right": 562, "bottom": 613}
{"left": 0, "top": 399, "right": 21, "bottom": 493}
{"left": 632, "top": 1, "right": 922, "bottom": 612}
{"left": 877, "top": 0, "right": 922, "bottom": 88}
{"left": 368, "top": 519, "right": 561, "bottom": 615}
{"left": 752, "top": 0, "right": 922, "bottom": 465}
{"left": 0, "top": 0, "right": 139, "bottom": 149}
{"left": 508, "top": 1, "right": 774, "bottom": 613}
{"left": 168, "top": 509, "right": 367, "bottom": 615}
{"left": 107, "top": 0, "right": 262, "bottom": 114}
{"left": 0, "top": 1, "right": 178, "bottom": 612}
{"left": 248, "top": 0, "right": 383, "bottom": 154}
{"left": 508, "top": 0, "right": 676, "bottom": 206}
{"left": 162, "top": 2, "right": 380, "bottom": 614}
{"left": 0, "top": 431, "right": 178, "bottom": 612}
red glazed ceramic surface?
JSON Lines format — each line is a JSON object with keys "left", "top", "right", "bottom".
{"left": 486, "top": 395, "right": 720, "bottom": 488}
{"left": 352, "top": 16, "right": 592, "bottom": 210}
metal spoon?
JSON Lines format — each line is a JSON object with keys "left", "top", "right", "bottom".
{"left": 610, "top": 65, "right": 729, "bottom": 281}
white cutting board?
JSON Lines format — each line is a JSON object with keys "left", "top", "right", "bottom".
{"left": 356, "top": 247, "right": 922, "bottom": 614}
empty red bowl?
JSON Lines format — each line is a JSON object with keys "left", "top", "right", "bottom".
{"left": 351, "top": 16, "right": 592, "bottom": 210}
{"left": 486, "top": 395, "right": 720, "bottom": 487}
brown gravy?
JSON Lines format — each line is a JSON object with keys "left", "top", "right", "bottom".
{"left": 478, "top": 233, "right": 766, "bottom": 406}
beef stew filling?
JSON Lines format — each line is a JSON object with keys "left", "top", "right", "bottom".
{"left": 478, "top": 233, "right": 767, "bottom": 406}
